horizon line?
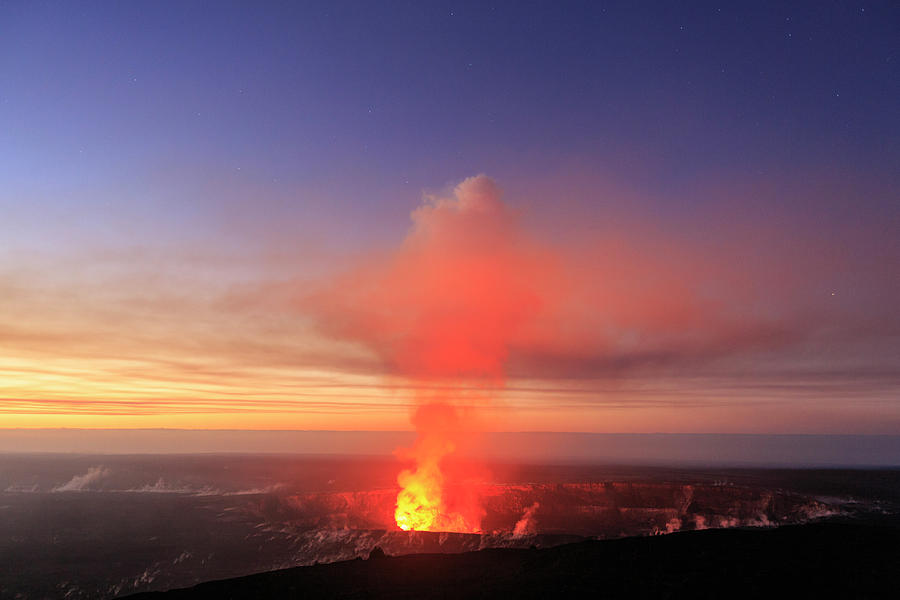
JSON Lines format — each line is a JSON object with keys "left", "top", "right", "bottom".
{"left": 3, "top": 428, "right": 900, "bottom": 437}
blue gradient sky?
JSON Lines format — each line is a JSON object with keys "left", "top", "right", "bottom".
{"left": 1, "top": 1, "right": 898, "bottom": 433}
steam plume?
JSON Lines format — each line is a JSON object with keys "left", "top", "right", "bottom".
{"left": 307, "top": 174, "right": 795, "bottom": 531}
{"left": 311, "top": 175, "right": 558, "bottom": 531}
{"left": 52, "top": 466, "right": 110, "bottom": 492}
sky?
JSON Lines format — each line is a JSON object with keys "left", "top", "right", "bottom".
{"left": 1, "top": 1, "right": 898, "bottom": 435}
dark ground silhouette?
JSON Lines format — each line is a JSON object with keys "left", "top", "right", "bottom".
{"left": 126, "top": 517, "right": 900, "bottom": 599}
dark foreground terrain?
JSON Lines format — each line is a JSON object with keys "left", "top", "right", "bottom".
{"left": 128, "top": 518, "right": 900, "bottom": 599}
{"left": 4, "top": 457, "right": 898, "bottom": 598}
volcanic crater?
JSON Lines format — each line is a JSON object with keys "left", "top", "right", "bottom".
{"left": 249, "top": 482, "right": 835, "bottom": 564}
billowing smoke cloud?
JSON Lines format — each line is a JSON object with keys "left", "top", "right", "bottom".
{"left": 309, "top": 175, "right": 794, "bottom": 384}
{"left": 310, "top": 175, "right": 561, "bottom": 381}
{"left": 306, "top": 175, "right": 796, "bottom": 531}
{"left": 310, "top": 175, "right": 566, "bottom": 531}
{"left": 53, "top": 466, "right": 110, "bottom": 492}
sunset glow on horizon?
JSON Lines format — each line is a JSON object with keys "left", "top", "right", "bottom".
{"left": 2, "top": 2, "right": 898, "bottom": 437}
{"left": 3, "top": 169, "right": 897, "bottom": 434}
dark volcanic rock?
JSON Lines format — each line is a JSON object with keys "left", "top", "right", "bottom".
{"left": 124, "top": 518, "right": 900, "bottom": 599}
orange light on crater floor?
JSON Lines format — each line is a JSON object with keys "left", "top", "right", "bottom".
{"left": 393, "top": 403, "right": 483, "bottom": 533}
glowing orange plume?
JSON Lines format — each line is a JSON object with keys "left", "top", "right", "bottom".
{"left": 311, "top": 175, "right": 558, "bottom": 531}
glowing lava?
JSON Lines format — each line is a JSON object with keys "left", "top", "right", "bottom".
{"left": 394, "top": 434, "right": 455, "bottom": 531}
{"left": 394, "top": 403, "right": 482, "bottom": 532}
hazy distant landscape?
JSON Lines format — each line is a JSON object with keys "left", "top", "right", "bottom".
{"left": 4, "top": 430, "right": 900, "bottom": 465}
{"left": 3, "top": 454, "right": 899, "bottom": 599}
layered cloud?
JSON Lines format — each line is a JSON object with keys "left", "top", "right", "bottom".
{"left": 1, "top": 173, "right": 897, "bottom": 433}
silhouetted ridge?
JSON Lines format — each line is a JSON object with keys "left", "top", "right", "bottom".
{"left": 124, "top": 518, "right": 900, "bottom": 599}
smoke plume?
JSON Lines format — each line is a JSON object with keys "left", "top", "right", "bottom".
{"left": 53, "top": 466, "right": 110, "bottom": 492}
{"left": 307, "top": 174, "right": 795, "bottom": 531}
{"left": 312, "top": 174, "right": 561, "bottom": 381}
{"left": 310, "top": 175, "right": 562, "bottom": 531}
{"left": 513, "top": 502, "right": 541, "bottom": 537}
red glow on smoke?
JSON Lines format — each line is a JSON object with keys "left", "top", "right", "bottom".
{"left": 307, "top": 174, "right": 796, "bottom": 531}
{"left": 313, "top": 175, "right": 559, "bottom": 532}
